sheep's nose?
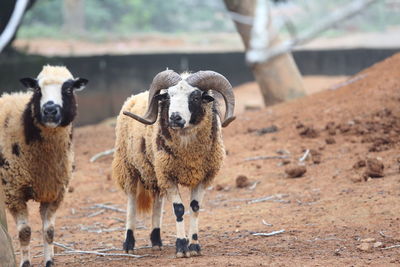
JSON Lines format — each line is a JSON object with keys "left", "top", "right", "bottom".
{"left": 170, "top": 112, "right": 182, "bottom": 122}
{"left": 170, "top": 112, "right": 185, "bottom": 128}
{"left": 43, "top": 102, "right": 60, "bottom": 117}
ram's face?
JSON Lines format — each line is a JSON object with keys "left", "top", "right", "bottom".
{"left": 158, "top": 80, "right": 214, "bottom": 130}
{"left": 20, "top": 77, "right": 87, "bottom": 128}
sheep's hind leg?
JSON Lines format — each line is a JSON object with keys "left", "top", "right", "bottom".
{"left": 150, "top": 191, "right": 164, "bottom": 250}
{"left": 167, "top": 184, "right": 190, "bottom": 258}
{"left": 188, "top": 183, "right": 206, "bottom": 256}
{"left": 10, "top": 203, "right": 31, "bottom": 267}
{"left": 40, "top": 201, "right": 60, "bottom": 267}
{"left": 123, "top": 192, "right": 136, "bottom": 253}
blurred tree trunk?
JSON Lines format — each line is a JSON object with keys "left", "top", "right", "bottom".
{"left": 63, "top": 0, "right": 86, "bottom": 35}
{"left": 224, "top": 0, "right": 305, "bottom": 106}
{"left": 0, "top": 0, "right": 35, "bottom": 53}
{"left": 0, "top": 183, "right": 16, "bottom": 267}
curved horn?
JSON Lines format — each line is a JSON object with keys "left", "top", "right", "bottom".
{"left": 186, "top": 71, "right": 236, "bottom": 127}
{"left": 123, "top": 70, "right": 182, "bottom": 125}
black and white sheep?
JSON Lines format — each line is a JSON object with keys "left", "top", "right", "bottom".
{"left": 112, "top": 70, "right": 235, "bottom": 257}
{"left": 0, "top": 65, "right": 88, "bottom": 267}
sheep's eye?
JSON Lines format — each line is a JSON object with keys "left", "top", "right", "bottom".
{"left": 155, "top": 93, "right": 168, "bottom": 101}
{"left": 202, "top": 94, "right": 214, "bottom": 103}
{"left": 63, "top": 87, "right": 73, "bottom": 94}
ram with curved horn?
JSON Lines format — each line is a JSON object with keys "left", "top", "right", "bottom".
{"left": 112, "top": 69, "right": 235, "bottom": 258}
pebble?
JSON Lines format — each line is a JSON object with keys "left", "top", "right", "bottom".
{"left": 325, "top": 137, "right": 336, "bottom": 144}
{"left": 365, "top": 158, "right": 384, "bottom": 178}
{"left": 235, "top": 175, "right": 250, "bottom": 188}
{"left": 285, "top": 165, "right": 307, "bottom": 178}
{"left": 357, "top": 242, "right": 373, "bottom": 252}
{"left": 350, "top": 175, "right": 363, "bottom": 183}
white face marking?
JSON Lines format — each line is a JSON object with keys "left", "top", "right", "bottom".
{"left": 40, "top": 83, "right": 63, "bottom": 108}
{"left": 168, "top": 80, "right": 196, "bottom": 129}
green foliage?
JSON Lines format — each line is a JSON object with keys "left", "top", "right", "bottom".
{"left": 19, "top": 0, "right": 234, "bottom": 39}
{"left": 22, "top": 1, "right": 63, "bottom": 27}
{"left": 18, "top": 0, "right": 400, "bottom": 40}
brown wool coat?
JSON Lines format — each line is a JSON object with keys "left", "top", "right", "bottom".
{"left": 112, "top": 91, "right": 225, "bottom": 195}
{"left": 0, "top": 92, "right": 73, "bottom": 214}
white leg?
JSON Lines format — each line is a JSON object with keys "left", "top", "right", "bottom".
{"left": 13, "top": 207, "right": 31, "bottom": 267}
{"left": 188, "top": 183, "right": 206, "bottom": 256}
{"left": 166, "top": 184, "right": 189, "bottom": 258}
{"left": 123, "top": 192, "right": 136, "bottom": 253}
{"left": 40, "top": 202, "right": 59, "bottom": 267}
{"left": 150, "top": 191, "right": 164, "bottom": 249}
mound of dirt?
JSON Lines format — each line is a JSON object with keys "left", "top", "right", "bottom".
{"left": 6, "top": 54, "right": 400, "bottom": 266}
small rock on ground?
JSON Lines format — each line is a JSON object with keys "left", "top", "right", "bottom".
{"left": 365, "top": 158, "right": 384, "bottom": 178}
{"left": 325, "top": 137, "right": 336, "bottom": 144}
{"left": 310, "top": 149, "right": 322, "bottom": 164}
{"left": 353, "top": 159, "right": 366, "bottom": 169}
{"left": 357, "top": 243, "right": 373, "bottom": 252}
{"left": 299, "top": 126, "right": 319, "bottom": 138}
{"left": 285, "top": 165, "right": 307, "bottom": 178}
{"left": 236, "top": 175, "right": 250, "bottom": 188}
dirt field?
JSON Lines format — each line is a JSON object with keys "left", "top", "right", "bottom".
{"left": 6, "top": 54, "right": 400, "bottom": 266}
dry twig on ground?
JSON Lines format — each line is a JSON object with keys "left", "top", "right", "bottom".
{"left": 89, "top": 204, "right": 126, "bottom": 213}
{"left": 244, "top": 155, "right": 288, "bottom": 162}
{"left": 247, "top": 194, "right": 289, "bottom": 204}
{"left": 51, "top": 242, "right": 152, "bottom": 258}
{"left": 252, "top": 229, "right": 285, "bottom": 236}
{"left": 87, "top": 209, "right": 105, "bottom": 218}
{"left": 63, "top": 249, "right": 151, "bottom": 258}
{"left": 382, "top": 244, "right": 400, "bottom": 250}
{"left": 299, "top": 149, "right": 310, "bottom": 162}
{"left": 262, "top": 219, "right": 273, "bottom": 226}
{"left": 90, "top": 148, "right": 115, "bottom": 163}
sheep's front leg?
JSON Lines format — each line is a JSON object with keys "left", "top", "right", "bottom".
{"left": 123, "top": 192, "right": 136, "bottom": 253}
{"left": 150, "top": 191, "right": 164, "bottom": 250}
{"left": 10, "top": 203, "right": 31, "bottom": 267}
{"left": 40, "top": 201, "right": 60, "bottom": 267}
{"left": 167, "top": 184, "right": 190, "bottom": 258}
{"left": 188, "top": 183, "right": 206, "bottom": 256}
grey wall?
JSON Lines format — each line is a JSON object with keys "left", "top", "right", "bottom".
{"left": 0, "top": 48, "right": 398, "bottom": 126}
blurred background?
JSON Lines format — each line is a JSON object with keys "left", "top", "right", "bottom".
{"left": 1, "top": 0, "right": 399, "bottom": 125}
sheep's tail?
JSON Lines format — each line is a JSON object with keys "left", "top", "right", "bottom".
{"left": 136, "top": 181, "right": 153, "bottom": 214}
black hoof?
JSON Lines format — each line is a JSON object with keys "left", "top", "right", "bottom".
{"left": 189, "top": 243, "right": 201, "bottom": 256}
{"left": 176, "top": 238, "right": 189, "bottom": 257}
{"left": 46, "top": 260, "right": 54, "bottom": 267}
{"left": 150, "top": 228, "right": 163, "bottom": 248}
{"left": 21, "top": 261, "right": 30, "bottom": 267}
{"left": 123, "top": 229, "right": 135, "bottom": 253}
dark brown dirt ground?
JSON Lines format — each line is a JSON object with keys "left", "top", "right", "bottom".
{"left": 6, "top": 54, "right": 400, "bottom": 266}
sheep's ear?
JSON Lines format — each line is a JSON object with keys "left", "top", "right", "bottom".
{"left": 73, "top": 78, "right": 88, "bottom": 92}
{"left": 20, "top": 78, "right": 38, "bottom": 89}
{"left": 202, "top": 92, "right": 214, "bottom": 103}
